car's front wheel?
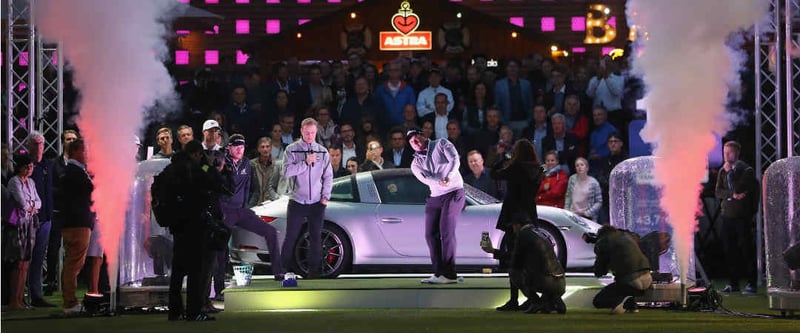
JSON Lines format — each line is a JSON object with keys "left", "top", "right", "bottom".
{"left": 293, "top": 222, "right": 352, "bottom": 278}
{"left": 537, "top": 222, "right": 568, "bottom": 269}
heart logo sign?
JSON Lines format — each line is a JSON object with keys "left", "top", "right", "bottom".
{"left": 391, "top": 13, "right": 420, "bottom": 35}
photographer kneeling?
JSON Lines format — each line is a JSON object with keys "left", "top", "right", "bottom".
{"left": 590, "top": 225, "right": 652, "bottom": 314}
{"left": 505, "top": 214, "right": 567, "bottom": 314}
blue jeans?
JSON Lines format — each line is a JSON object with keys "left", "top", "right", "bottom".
{"left": 28, "top": 220, "right": 51, "bottom": 300}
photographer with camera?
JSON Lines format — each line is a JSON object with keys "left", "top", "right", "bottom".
{"left": 482, "top": 139, "right": 544, "bottom": 311}
{"left": 590, "top": 225, "right": 652, "bottom": 314}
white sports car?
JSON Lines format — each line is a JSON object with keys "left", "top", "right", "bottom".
{"left": 233, "top": 168, "right": 601, "bottom": 278}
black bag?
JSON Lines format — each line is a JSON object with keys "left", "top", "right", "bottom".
{"left": 203, "top": 211, "right": 230, "bottom": 251}
{"left": 151, "top": 165, "right": 184, "bottom": 228}
{"left": 2, "top": 223, "right": 20, "bottom": 263}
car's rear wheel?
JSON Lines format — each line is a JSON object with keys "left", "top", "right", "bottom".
{"left": 293, "top": 222, "right": 352, "bottom": 278}
{"left": 538, "top": 222, "right": 568, "bottom": 269}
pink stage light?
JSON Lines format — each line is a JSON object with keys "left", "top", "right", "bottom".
{"left": 509, "top": 17, "right": 524, "bottom": 27}
{"left": 51, "top": 51, "right": 58, "bottom": 65}
{"left": 18, "top": 82, "right": 26, "bottom": 92}
{"left": 236, "top": 19, "right": 250, "bottom": 34}
{"left": 571, "top": 47, "right": 586, "bottom": 53}
{"left": 205, "top": 50, "right": 219, "bottom": 65}
{"left": 179, "top": 80, "right": 189, "bottom": 86}
{"left": 19, "top": 51, "right": 29, "bottom": 66}
{"left": 450, "top": 0, "right": 462, "bottom": 2}
{"left": 608, "top": 16, "right": 617, "bottom": 29}
{"left": 297, "top": 0, "right": 310, "bottom": 3}
{"left": 266, "top": 0, "right": 280, "bottom": 3}
{"left": 236, "top": 50, "right": 249, "bottom": 65}
{"left": 176, "top": 30, "right": 190, "bottom": 35}
{"left": 328, "top": 0, "right": 341, "bottom": 2}
{"left": 540, "top": 17, "right": 555, "bottom": 32}
{"left": 236, "top": 0, "right": 250, "bottom": 3}
{"left": 266, "top": 19, "right": 280, "bottom": 34}
{"left": 175, "top": 50, "right": 189, "bottom": 65}
{"left": 298, "top": 19, "right": 310, "bottom": 25}
{"left": 571, "top": 17, "right": 585, "bottom": 31}
{"left": 205, "top": 0, "right": 219, "bottom": 3}
{"left": 602, "top": 46, "right": 615, "bottom": 55}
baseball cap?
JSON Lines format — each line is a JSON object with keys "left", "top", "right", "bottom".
{"left": 203, "top": 119, "right": 221, "bottom": 131}
{"left": 228, "top": 134, "right": 246, "bottom": 146}
{"left": 406, "top": 128, "right": 424, "bottom": 142}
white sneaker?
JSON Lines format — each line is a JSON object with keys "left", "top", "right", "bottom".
{"left": 420, "top": 275, "right": 439, "bottom": 283}
{"left": 611, "top": 296, "right": 633, "bottom": 314}
{"left": 63, "top": 303, "right": 83, "bottom": 314}
{"left": 432, "top": 276, "right": 458, "bottom": 284}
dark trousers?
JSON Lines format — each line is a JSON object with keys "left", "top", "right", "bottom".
{"left": 169, "top": 227, "right": 214, "bottom": 318}
{"left": 510, "top": 269, "right": 566, "bottom": 306}
{"left": 282, "top": 200, "right": 325, "bottom": 277}
{"left": 721, "top": 216, "right": 757, "bottom": 288}
{"left": 424, "top": 189, "right": 465, "bottom": 280}
{"left": 44, "top": 215, "right": 63, "bottom": 289}
{"left": 223, "top": 207, "right": 283, "bottom": 276}
{"left": 28, "top": 220, "right": 51, "bottom": 300}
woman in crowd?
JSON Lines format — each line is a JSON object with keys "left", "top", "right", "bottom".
{"left": 6, "top": 154, "right": 41, "bottom": 310}
{"left": 269, "top": 123, "right": 287, "bottom": 161}
{"left": 564, "top": 157, "right": 603, "bottom": 221}
{"left": 537, "top": 151, "right": 568, "bottom": 208}
{"left": 345, "top": 157, "right": 360, "bottom": 175}
{"left": 482, "top": 139, "right": 543, "bottom": 312}
{"left": 462, "top": 81, "right": 492, "bottom": 135}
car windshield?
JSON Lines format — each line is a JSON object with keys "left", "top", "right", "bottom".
{"left": 464, "top": 183, "right": 501, "bottom": 205}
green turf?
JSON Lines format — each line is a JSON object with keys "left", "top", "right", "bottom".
{"left": 1, "top": 283, "right": 797, "bottom": 333}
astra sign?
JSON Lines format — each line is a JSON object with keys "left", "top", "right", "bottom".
{"left": 380, "top": 1, "right": 432, "bottom": 51}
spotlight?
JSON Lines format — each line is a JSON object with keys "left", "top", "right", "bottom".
{"left": 350, "top": 12, "right": 356, "bottom": 19}
{"left": 550, "top": 45, "right": 559, "bottom": 52}
{"left": 456, "top": 12, "right": 462, "bottom": 19}
{"left": 296, "top": 32, "right": 302, "bottom": 39}
{"left": 511, "top": 31, "right": 518, "bottom": 38}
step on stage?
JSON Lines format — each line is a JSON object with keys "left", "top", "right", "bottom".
{"left": 223, "top": 273, "right": 611, "bottom": 311}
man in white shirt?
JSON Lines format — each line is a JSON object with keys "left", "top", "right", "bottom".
{"left": 416, "top": 68, "right": 454, "bottom": 118}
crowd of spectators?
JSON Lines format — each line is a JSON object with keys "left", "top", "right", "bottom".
{"left": 143, "top": 51, "right": 642, "bottom": 223}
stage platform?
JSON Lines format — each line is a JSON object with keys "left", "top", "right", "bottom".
{"left": 223, "top": 273, "right": 606, "bottom": 311}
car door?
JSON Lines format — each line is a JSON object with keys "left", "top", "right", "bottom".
{"left": 373, "top": 174, "right": 431, "bottom": 257}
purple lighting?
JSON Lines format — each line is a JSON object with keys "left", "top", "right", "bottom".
{"left": 509, "top": 17, "right": 524, "bottom": 27}
{"left": 19, "top": 51, "right": 29, "bottom": 66}
{"left": 176, "top": 30, "right": 190, "bottom": 35}
{"left": 175, "top": 50, "right": 189, "bottom": 65}
{"left": 236, "top": 50, "right": 249, "bottom": 65}
{"left": 297, "top": 0, "right": 310, "bottom": 3}
{"left": 571, "top": 17, "right": 585, "bottom": 31}
{"left": 205, "top": 0, "right": 219, "bottom": 3}
{"left": 540, "top": 17, "right": 555, "bottom": 32}
{"left": 328, "top": 0, "right": 341, "bottom": 2}
{"left": 236, "top": 0, "right": 250, "bottom": 3}
{"left": 266, "top": 19, "right": 280, "bottom": 34}
{"left": 205, "top": 50, "right": 219, "bottom": 65}
{"left": 571, "top": 47, "right": 586, "bottom": 53}
{"left": 602, "top": 46, "right": 615, "bottom": 55}
{"left": 608, "top": 16, "right": 617, "bottom": 29}
{"left": 236, "top": 19, "right": 250, "bottom": 34}
{"left": 298, "top": 19, "right": 311, "bottom": 25}
{"left": 266, "top": 0, "right": 280, "bottom": 3}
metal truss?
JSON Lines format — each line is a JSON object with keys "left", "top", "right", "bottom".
{"left": 4, "top": 0, "right": 63, "bottom": 157}
{"left": 5, "top": 0, "right": 36, "bottom": 153}
{"left": 788, "top": 0, "right": 799, "bottom": 157}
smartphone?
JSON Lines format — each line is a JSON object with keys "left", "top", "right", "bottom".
{"left": 480, "top": 231, "right": 490, "bottom": 248}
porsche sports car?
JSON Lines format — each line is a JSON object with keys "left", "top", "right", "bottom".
{"left": 232, "top": 168, "right": 601, "bottom": 278}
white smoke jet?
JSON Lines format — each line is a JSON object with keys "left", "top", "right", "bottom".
{"left": 627, "top": 0, "right": 768, "bottom": 286}
{"left": 35, "top": 0, "right": 179, "bottom": 293}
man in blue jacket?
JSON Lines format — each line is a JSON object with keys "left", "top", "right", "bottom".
{"left": 282, "top": 118, "right": 334, "bottom": 279}
{"left": 374, "top": 61, "right": 416, "bottom": 130}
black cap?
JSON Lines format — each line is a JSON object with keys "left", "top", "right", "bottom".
{"left": 406, "top": 128, "right": 424, "bottom": 142}
{"left": 228, "top": 134, "right": 246, "bottom": 146}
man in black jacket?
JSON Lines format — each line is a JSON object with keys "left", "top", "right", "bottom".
{"left": 592, "top": 225, "right": 652, "bottom": 314}
{"left": 715, "top": 141, "right": 758, "bottom": 294}
{"left": 541, "top": 113, "right": 579, "bottom": 174}
{"left": 509, "top": 216, "right": 566, "bottom": 314}
{"left": 60, "top": 139, "right": 94, "bottom": 314}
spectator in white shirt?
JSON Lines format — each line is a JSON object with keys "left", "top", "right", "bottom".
{"left": 416, "top": 67, "right": 454, "bottom": 118}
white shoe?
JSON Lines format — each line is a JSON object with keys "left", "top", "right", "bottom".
{"left": 63, "top": 303, "right": 83, "bottom": 314}
{"left": 424, "top": 276, "right": 458, "bottom": 284}
{"left": 420, "top": 275, "right": 439, "bottom": 283}
{"left": 611, "top": 296, "right": 633, "bottom": 314}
